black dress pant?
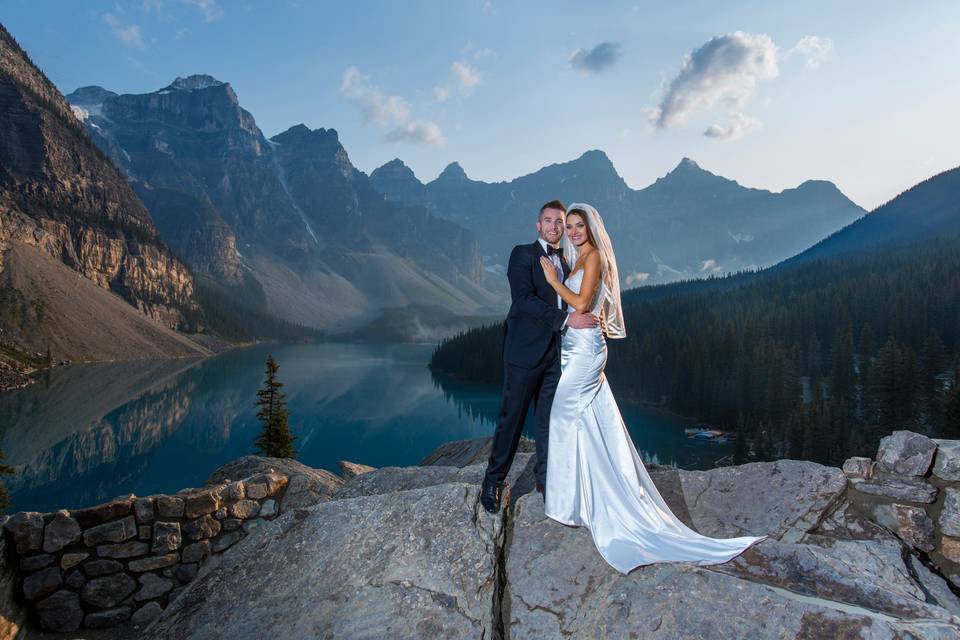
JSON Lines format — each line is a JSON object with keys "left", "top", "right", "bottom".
{"left": 484, "top": 345, "right": 562, "bottom": 487}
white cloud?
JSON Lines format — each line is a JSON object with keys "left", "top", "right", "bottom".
{"left": 570, "top": 42, "right": 622, "bottom": 75}
{"left": 433, "top": 61, "right": 481, "bottom": 102}
{"left": 183, "top": 0, "right": 223, "bottom": 22}
{"left": 462, "top": 40, "right": 497, "bottom": 60}
{"left": 341, "top": 67, "right": 409, "bottom": 125}
{"left": 451, "top": 62, "right": 481, "bottom": 95}
{"left": 790, "top": 35, "right": 833, "bottom": 69}
{"left": 103, "top": 13, "right": 146, "bottom": 49}
{"left": 383, "top": 121, "right": 445, "bottom": 146}
{"left": 340, "top": 67, "right": 445, "bottom": 146}
{"left": 433, "top": 61, "right": 482, "bottom": 102}
{"left": 625, "top": 271, "right": 650, "bottom": 286}
{"left": 727, "top": 231, "right": 754, "bottom": 243}
{"left": 704, "top": 111, "right": 761, "bottom": 141}
{"left": 700, "top": 259, "right": 722, "bottom": 272}
{"left": 649, "top": 31, "right": 778, "bottom": 129}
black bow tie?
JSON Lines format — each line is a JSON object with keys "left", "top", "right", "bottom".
{"left": 546, "top": 245, "right": 562, "bottom": 257}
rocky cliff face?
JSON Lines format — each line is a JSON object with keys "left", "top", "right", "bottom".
{"left": 8, "top": 432, "right": 957, "bottom": 638}
{"left": 139, "top": 434, "right": 960, "bottom": 638}
{"left": 0, "top": 25, "right": 198, "bottom": 337}
{"left": 270, "top": 124, "right": 485, "bottom": 286}
{"left": 0, "top": 26, "right": 204, "bottom": 372}
{"left": 134, "top": 186, "right": 241, "bottom": 283}
{"left": 66, "top": 77, "right": 498, "bottom": 332}
{"left": 370, "top": 152, "right": 867, "bottom": 287}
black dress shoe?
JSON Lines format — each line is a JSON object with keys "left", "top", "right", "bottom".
{"left": 480, "top": 479, "right": 502, "bottom": 513}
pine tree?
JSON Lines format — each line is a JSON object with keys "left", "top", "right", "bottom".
{"left": 857, "top": 323, "right": 874, "bottom": 388}
{"left": 944, "top": 367, "right": 960, "bottom": 438}
{"left": 254, "top": 355, "right": 296, "bottom": 458}
{"left": 733, "top": 413, "right": 748, "bottom": 464}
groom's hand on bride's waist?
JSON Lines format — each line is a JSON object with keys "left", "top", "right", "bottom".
{"left": 566, "top": 311, "right": 599, "bottom": 330}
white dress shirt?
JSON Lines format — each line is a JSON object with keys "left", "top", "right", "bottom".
{"left": 537, "top": 237, "right": 569, "bottom": 330}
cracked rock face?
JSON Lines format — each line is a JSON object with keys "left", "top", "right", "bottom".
{"left": 142, "top": 482, "right": 502, "bottom": 639}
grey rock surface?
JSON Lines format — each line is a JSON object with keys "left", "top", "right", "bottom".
{"left": 504, "top": 492, "right": 960, "bottom": 639}
{"left": 339, "top": 460, "right": 377, "bottom": 479}
{"left": 855, "top": 477, "right": 939, "bottom": 503}
{"left": 876, "top": 430, "right": 937, "bottom": 477}
{"left": 868, "top": 503, "right": 936, "bottom": 551}
{"left": 940, "top": 488, "right": 960, "bottom": 537}
{"left": 419, "top": 435, "right": 535, "bottom": 467}
{"left": 649, "top": 460, "right": 847, "bottom": 542}
{"left": 36, "top": 590, "right": 82, "bottom": 632}
{"left": 842, "top": 456, "right": 874, "bottom": 479}
{"left": 207, "top": 455, "right": 342, "bottom": 510}
{"left": 335, "top": 452, "right": 536, "bottom": 501}
{"left": 144, "top": 482, "right": 502, "bottom": 639}
{"left": 43, "top": 510, "right": 81, "bottom": 553}
{"left": 934, "top": 439, "right": 960, "bottom": 481}
{"left": 81, "top": 573, "right": 136, "bottom": 608}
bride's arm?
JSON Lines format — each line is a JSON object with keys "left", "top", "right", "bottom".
{"left": 539, "top": 251, "right": 601, "bottom": 313}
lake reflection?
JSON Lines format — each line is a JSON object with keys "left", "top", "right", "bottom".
{"left": 0, "top": 343, "right": 729, "bottom": 513}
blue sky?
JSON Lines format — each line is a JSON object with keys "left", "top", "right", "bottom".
{"left": 5, "top": 0, "right": 959, "bottom": 209}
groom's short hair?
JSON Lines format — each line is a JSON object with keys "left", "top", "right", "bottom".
{"left": 539, "top": 200, "right": 566, "bottom": 219}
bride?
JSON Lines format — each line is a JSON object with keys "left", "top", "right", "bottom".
{"left": 538, "top": 203, "right": 766, "bottom": 574}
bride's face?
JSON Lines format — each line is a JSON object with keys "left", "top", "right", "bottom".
{"left": 566, "top": 213, "right": 591, "bottom": 248}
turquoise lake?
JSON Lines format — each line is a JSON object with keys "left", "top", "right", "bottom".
{"left": 0, "top": 343, "right": 731, "bottom": 513}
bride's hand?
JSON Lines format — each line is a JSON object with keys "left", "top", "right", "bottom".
{"left": 539, "top": 256, "right": 559, "bottom": 285}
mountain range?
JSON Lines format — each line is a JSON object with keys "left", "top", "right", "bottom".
{"left": 67, "top": 75, "right": 498, "bottom": 332}
{"left": 371, "top": 152, "right": 867, "bottom": 285}
{"left": 0, "top": 19, "right": 891, "bottom": 372}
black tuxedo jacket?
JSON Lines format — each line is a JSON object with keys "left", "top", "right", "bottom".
{"left": 502, "top": 241, "right": 571, "bottom": 368}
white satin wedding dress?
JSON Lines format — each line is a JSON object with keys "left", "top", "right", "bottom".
{"left": 544, "top": 269, "right": 767, "bottom": 574}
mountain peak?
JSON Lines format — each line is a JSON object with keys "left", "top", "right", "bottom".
{"left": 674, "top": 157, "right": 702, "bottom": 172}
{"left": 271, "top": 124, "right": 340, "bottom": 146}
{"left": 381, "top": 158, "right": 409, "bottom": 171}
{"left": 165, "top": 74, "right": 226, "bottom": 91}
{"left": 66, "top": 85, "right": 117, "bottom": 107}
{"left": 653, "top": 157, "right": 732, "bottom": 188}
{"left": 370, "top": 158, "right": 426, "bottom": 200}
{"left": 436, "top": 162, "right": 469, "bottom": 183}
{"left": 795, "top": 179, "right": 841, "bottom": 193}
{"left": 570, "top": 149, "right": 619, "bottom": 176}
{"left": 371, "top": 158, "right": 418, "bottom": 181}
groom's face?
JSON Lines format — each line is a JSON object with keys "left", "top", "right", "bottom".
{"left": 537, "top": 208, "right": 565, "bottom": 246}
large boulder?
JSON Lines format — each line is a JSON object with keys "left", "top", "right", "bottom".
{"left": 143, "top": 482, "right": 503, "bottom": 639}
{"left": 647, "top": 460, "right": 847, "bottom": 543}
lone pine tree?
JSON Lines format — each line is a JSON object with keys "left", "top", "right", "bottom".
{"left": 254, "top": 354, "right": 296, "bottom": 458}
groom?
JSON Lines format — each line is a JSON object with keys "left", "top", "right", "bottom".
{"left": 480, "top": 200, "right": 598, "bottom": 513}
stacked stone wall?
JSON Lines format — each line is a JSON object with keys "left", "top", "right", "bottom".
{"left": 844, "top": 430, "right": 960, "bottom": 584}
{"left": 2, "top": 469, "right": 290, "bottom": 632}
